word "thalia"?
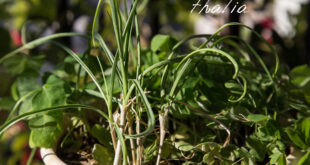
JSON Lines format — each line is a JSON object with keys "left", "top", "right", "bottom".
{"left": 191, "top": 0, "right": 247, "bottom": 14}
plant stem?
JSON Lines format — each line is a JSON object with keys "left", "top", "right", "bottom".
{"left": 110, "top": 123, "right": 118, "bottom": 151}
{"left": 110, "top": 0, "right": 129, "bottom": 164}
{"left": 156, "top": 109, "right": 169, "bottom": 165}
{"left": 134, "top": 4, "right": 142, "bottom": 164}
{"left": 114, "top": 103, "right": 129, "bottom": 165}
{"left": 26, "top": 147, "right": 37, "bottom": 165}
{"left": 135, "top": 11, "right": 141, "bottom": 80}
{"left": 136, "top": 106, "right": 145, "bottom": 165}
{"left": 128, "top": 119, "right": 136, "bottom": 165}
{"left": 123, "top": 0, "right": 128, "bottom": 18}
{"left": 109, "top": 51, "right": 120, "bottom": 151}
{"left": 114, "top": 142, "right": 123, "bottom": 165}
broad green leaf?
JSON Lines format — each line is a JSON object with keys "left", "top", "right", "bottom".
{"left": 3, "top": 54, "right": 44, "bottom": 76}
{"left": 183, "top": 77, "right": 199, "bottom": 89}
{"left": 201, "top": 142, "right": 222, "bottom": 165}
{"left": 141, "top": 50, "right": 160, "bottom": 70}
{"left": 229, "top": 106, "right": 250, "bottom": 121}
{"left": 170, "top": 102, "right": 191, "bottom": 119}
{"left": 16, "top": 77, "right": 40, "bottom": 97}
{"left": 286, "top": 128, "right": 308, "bottom": 149}
{"left": 151, "top": 34, "right": 177, "bottom": 52}
{"left": 255, "top": 127, "right": 274, "bottom": 143}
{"left": 297, "top": 118, "right": 310, "bottom": 144}
{"left": 225, "top": 82, "right": 241, "bottom": 89}
{"left": 289, "top": 102, "right": 310, "bottom": 111}
{"left": 261, "top": 120, "right": 283, "bottom": 139}
{"left": 32, "top": 76, "right": 67, "bottom": 110}
{"left": 29, "top": 115, "right": 63, "bottom": 148}
{"left": 161, "top": 141, "right": 174, "bottom": 159}
{"left": 220, "top": 145, "right": 238, "bottom": 160}
{"left": 290, "top": 65, "right": 310, "bottom": 88}
{"left": 92, "top": 144, "right": 114, "bottom": 165}
{"left": 203, "top": 153, "right": 216, "bottom": 165}
{"left": 298, "top": 151, "right": 310, "bottom": 165}
{"left": 91, "top": 124, "right": 112, "bottom": 148}
{"left": 269, "top": 152, "right": 282, "bottom": 164}
{"left": 144, "top": 138, "right": 159, "bottom": 162}
{"left": 18, "top": 95, "right": 34, "bottom": 115}
{"left": 175, "top": 141, "right": 194, "bottom": 152}
{"left": 276, "top": 141, "right": 286, "bottom": 152}
{"left": 0, "top": 104, "right": 110, "bottom": 136}
{"left": 195, "top": 142, "right": 222, "bottom": 152}
{"left": 247, "top": 114, "right": 268, "bottom": 122}
{"left": 278, "top": 154, "right": 286, "bottom": 165}
{"left": 174, "top": 125, "right": 190, "bottom": 140}
{"left": 28, "top": 75, "right": 67, "bottom": 148}
{"left": 182, "top": 161, "right": 196, "bottom": 165}
{"left": 238, "top": 147, "right": 254, "bottom": 165}
{"left": 16, "top": 77, "right": 41, "bottom": 115}
{"left": 3, "top": 55, "right": 26, "bottom": 75}
{"left": 246, "top": 136, "right": 266, "bottom": 161}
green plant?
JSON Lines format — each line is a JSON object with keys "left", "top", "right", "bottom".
{"left": 1, "top": 0, "right": 310, "bottom": 165}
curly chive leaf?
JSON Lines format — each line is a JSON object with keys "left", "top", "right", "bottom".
{"left": 124, "top": 80, "right": 155, "bottom": 139}
{"left": 0, "top": 33, "right": 87, "bottom": 64}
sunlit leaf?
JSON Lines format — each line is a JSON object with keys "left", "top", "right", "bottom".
{"left": 298, "top": 151, "right": 310, "bottom": 165}
{"left": 151, "top": 34, "right": 177, "bottom": 52}
{"left": 28, "top": 75, "right": 67, "bottom": 148}
{"left": 247, "top": 114, "right": 269, "bottom": 122}
{"left": 92, "top": 144, "right": 114, "bottom": 165}
{"left": 286, "top": 128, "right": 308, "bottom": 149}
{"left": 290, "top": 65, "right": 310, "bottom": 88}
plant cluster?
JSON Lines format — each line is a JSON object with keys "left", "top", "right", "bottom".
{"left": 1, "top": 0, "right": 310, "bottom": 165}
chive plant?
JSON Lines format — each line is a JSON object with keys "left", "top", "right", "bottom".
{"left": 1, "top": 0, "right": 299, "bottom": 165}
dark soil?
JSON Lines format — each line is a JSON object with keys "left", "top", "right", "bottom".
{"left": 56, "top": 127, "right": 98, "bottom": 165}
